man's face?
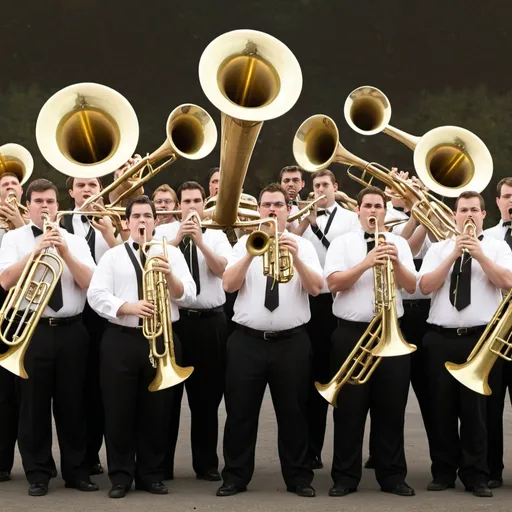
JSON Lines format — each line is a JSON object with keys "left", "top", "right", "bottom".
{"left": 312, "top": 176, "right": 337, "bottom": 209}
{"left": 127, "top": 204, "right": 155, "bottom": 243}
{"left": 28, "top": 190, "right": 59, "bottom": 226}
{"left": 209, "top": 171, "right": 220, "bottom": 197}
{"left": 455, "top": 197, "right": 486, "bottom": 234}
{"left": 280, "top": 171, "right": 304, "bottom": 201}
{"left": 153, "top": 191, "right": 176, "bottom": 212}
{"left": 0, "top": 175, "right": 22, "bottom": 202}
{"left": 69, "top": 178, "right": 101, "bottom": 207}
{"left": 258, "top": 191, "right": 290, "bottom": 233}
{"left": 496, "top": 184, "right": 512, "bottom": 221}
{"left": 357, "top": 194, "right": 386, "bottom": 232}
{"left": 180, "top": 189, "right": 204, "bottom": 219}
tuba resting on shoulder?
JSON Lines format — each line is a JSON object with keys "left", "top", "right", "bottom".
{"left": 0, "top": 211, "right": 64, "bottom": 378}
{"left": 314, "top": 216, "right": 416, "bottom": 407}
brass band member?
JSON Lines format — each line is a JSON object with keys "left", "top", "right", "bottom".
{"left": 0, "top": 179, "right": 97, "bottom": 497}
{"left": 218, "top": 183, "right": 323, "bottom": 497}
{"left": 208, "top": 167, "right": 220, "bottom": 198}
{"left": 152, "top": 184, "right": 178, "bottom": 227}
{"left": 279, "top": 165, "right": 305, "bottom": 233}
{"left": 87, "top": 195, "right": 196, "bottom": 499}
{"left": 158, "top": 181, "right": 231, "bottom": 482}
{"left": 0, "top": 172, "right": 28, "bottom": 242}
{"left": 419, "top": 191, "right": 512, "bottom": 498}
{"left": 324, "top": 186, "right": 417, "bottom": 497}
{"left": 61, "top": 176, "right": 122, "bottom": 477}
{"left": 297, "top": 169, "right": 356, "bottom": 470}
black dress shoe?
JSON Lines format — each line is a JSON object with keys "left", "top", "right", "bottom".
{"left": 488, "top": 478, "right": 503, "bottom": 489}
{"left": 329, "top": 483, "right": 357, "bottom": 497}
{"left": 64, "top": 479, "right": 99, "bottom": 491}
{"left": 28, "top": 482, "right": 48, "bottom": 497}
{"left": 364, "top": 456, "right": 375, "bottom": 469}
{"left": 382, "top": 482, "right": 415, "bottom": 496}
{"left": 0, "top": 470, "right": 11, "bottom": 482}
{"left": 108, "top": 484, "right": 129, "bottom": 499}
{"left": 89, "top": 463, "right": 104, "bottom": 476}
{"left": 466, "top": 483, "right": 493, "bottom": 497}
{"left": 135, "top": 481, "right": 168, "bottom": 494}
{"left": 309, "top": 456, "right": 323, "bottom": 470}
{"left": 216, "top": 483, "right": 247, "bottom": 496}
{"left": 427, "top": 480, "right": 455, "bottom": 491}
{"left": 287, "top": 484, "right": 316, "bottom": 497}
{"left": 197, "top": 468, "right": 222, "bottom": 481}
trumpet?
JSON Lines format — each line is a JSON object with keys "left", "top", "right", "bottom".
{"left": 459, "top": 218, "right": 476, "bottom": 271}
{"left": 287, "top": 195, "right": 326, "bottom": 223}
{"left": 314, "top": 215, "right": 415, "bottom": 407}
{"left": 0, "top": 189, "right": 29, "bottom": 231}
{"left": 0, "top": 211, "right": 64, "bottom": 378}
{"left": 139, "top": 228, "right": 194, "bottom": 391}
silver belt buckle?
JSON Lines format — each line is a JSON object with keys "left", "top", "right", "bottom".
{"left": 456, "top": 327, "right": 468, "bottom": 336}
{"left": 48, "top": 318, "right": 58, "bottom": 327}
{"left": 263, "top": 331, "right": 277, "bottom": 340}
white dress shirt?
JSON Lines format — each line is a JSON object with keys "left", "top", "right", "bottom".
{"left": 87, "top": 237, "right": 196, "bottom": 328}
{"left": 155, "top": 222, "right": 232, "bottom": 309}
{"left": 0, "top": 223, "right": 97, "bottom": 318}
{"left": 418, "top": 236, "right": 512, "bottom": 328}
{"left": 484, "top": 219, "right": 511, "bottom": 243}
{"left": 227, "top": 231, "right": 323, "bottom": 330}
{"left": 303, "top": 203, "right": 358, "bottom": 293}
{"left": 385, "top": 203, "right": 409, "bottom": 224}
{"left": 324, "top": 226, "right": 417, "bottom": 322}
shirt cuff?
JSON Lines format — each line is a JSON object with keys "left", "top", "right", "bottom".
{"left": 109, "top": 296, "right": 129, "bottom": 320}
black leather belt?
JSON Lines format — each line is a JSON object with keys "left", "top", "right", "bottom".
{"left": 237, "top": 324, "right": 305, "bottom": 341}
{"left": 108, "top": 323, "right": 142, "bottom": 334}
{"left": 180, "top": 306, "right": 224, "bottom": 318}
{"left": 431, "top": 325, "right": 486, "bottom": 337}
{"left": 403, "top": 299, "right": 430, "bottom": 309}
{"left": 39, "top": 314, "right": 82, "bottom": 327}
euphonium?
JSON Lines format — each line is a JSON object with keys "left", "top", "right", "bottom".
{"left": 140, "top": 230, "right": 194, "bottom": 391}
{"left": 445, "top": 290, "right": 512, "bottom": 395}
{"left": 0, "top": 211, "right": 64, "bottom": 378}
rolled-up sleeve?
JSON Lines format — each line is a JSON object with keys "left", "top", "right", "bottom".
{"left": 0, "top": 231, "right": 20, "bottom": 275}
{"left": 324, "top": 236, "right": 347, "bottom": 279}
{"left": 166, "top": 245, "right": 196, "bottom": 307}
{"left": 298, "top": 238, "right": 323, "bottom": 276}
{"left": 72, "top": 236, "right": 97, "bottom": 272}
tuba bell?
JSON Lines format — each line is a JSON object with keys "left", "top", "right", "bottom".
{"left": 343, "top": 85, "right": 493, "bottom": 198}
{"left": 0, "top": 211, "right": 64, "bottom": 378}
{"left": 0, "top": 143, "right": 34, "bottom": 185}
{"left": 199, "top": 29, "right": 302, "bottom": 227}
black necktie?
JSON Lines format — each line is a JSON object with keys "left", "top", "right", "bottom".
{"left": 264, "top": 276, "right": 279, "bottom": 312}
{"left": 503, "top": 221, "right": 512, "bottom": 249}
{"left": 179, "top": 237, "right": 200, "bottom": 295}
{"left": 317, "top": 209, "right": 330, "bottom": 217}
{"left": 32, "top": 225, "right": 63, "bottom": 311}
{"left": 364, "top": 231, "right": 376, "bottom": 253}
{"left": 132, "top": 242, "right": 147, "bottom": 267}
{"left": 84, "top": 219, "right": 97, "bottom": 264}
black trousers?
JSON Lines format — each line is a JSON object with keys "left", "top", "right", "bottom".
{"left": 0, "top": 366, "right": 18, "bottom": 473}
{"left": 165, "top": 310, "right": 227, "bottom": 476}
{"left": 82, "top": 301, "right": 107, "bottom": 469}
{"left": 305, "top": 292, "right": 337, "bottom": 463}
{"left": 221, "top": 325, "right": 313, "bottom": 488}
{"left": 331, "top": 320, "right": 410, "bottom": 489}
{"left": 223, "top": 291, "right": 238, "bottom": 337}
{"left": 17, "top": 320, "right": 89, "bottom": 484}
{"left": 424, "top": 328, "right": 490, "bottom": 487}
{"left": 100, "top": 325, "right": 174, "bottom": 487}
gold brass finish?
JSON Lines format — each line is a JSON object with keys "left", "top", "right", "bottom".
{"left": 0, "top": 143, "right": 34, "bottom": 185}
{"left": 0, "top": 211, "right": 64, "bottom": 378}
{"left": 287, "top": 195, "right": 327, "bottom": 223}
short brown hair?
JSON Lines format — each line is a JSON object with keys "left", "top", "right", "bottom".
{"left": 357, "top": 185, "right": 387, "bottom": 206}
{"left": 258, "top": 183, "right": 289, "bottom": 204}
{"left": 26, "top": 179, "right": 58, "bottom": 202}
{"left": 455, "top": 191, "right": 485, "bottom": 211}
{"left": 177, "top": 181, "right": 206, "bottom": 202}
{"left": 125, "top": 195, "right": 157, "bottom": 219}
{"left": 152, "top": 184, "right": 177, "bottom": 203}
{"left": 0, "top": 172, "right": 21, "bottom": 184}
{"left": 65, "top": 176, "right": 103, "bottom": 190}
{"left": 208, "top": 167, "right": 220, "bottom": 182}
{"left": 311, "top": 169, "right": 336, "bottom": 185}
{"left": 279, "top": 165, "right": 304, "bottom": 181}
{"left": 496, "top": 177, "right": 512, "bottom": 198}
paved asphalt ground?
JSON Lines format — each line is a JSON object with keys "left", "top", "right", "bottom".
{"left": 1, "top": 389, "right": 511, "bottom": 512}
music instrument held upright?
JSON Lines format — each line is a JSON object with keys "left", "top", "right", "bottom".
{"left": 139, "top": 227, "right": 194, "bottom": 391}
{"left": 314, "top": 215, "right": 416, "bottom": 407}
{"left": 344, "top": 85, "right": 493, "bottom": 198}
{"left": 199, "top": 29, "right": 302, "bottom": 227}
{"left": 0, "top": 211, "right": 64, "bottom": 378}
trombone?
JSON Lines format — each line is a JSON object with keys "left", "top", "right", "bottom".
{"left": 0, "top": 211, "right": 64, "bottom": 378}
{"left": 140, "top": 231, "right": 194, "bottom": 391}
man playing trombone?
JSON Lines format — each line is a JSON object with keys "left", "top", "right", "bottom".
{"left": 323, "top": 185, "right": 417, "bottom": 497}
{"left": 0, "top": 178, "right": 97, "bottom": 497}
{"left": 86, "top": 195, "right": 196, "bottom": 499}
{"left": 419, "top": 191, "right": 512, "bottom": 498}
{"left": 156, "top": 181, "right": 232, "bottom": 482}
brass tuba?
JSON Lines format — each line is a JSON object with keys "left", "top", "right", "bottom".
{"left": 314, "top": 216, "right": 416, "bottom": 407}
{"left": 199, "top": 29, "right": 302, "bottom": 228}
{"left": 445, "top": 289, "right": 512, "bottom": 395}
{"left": 140, "top": 231, "right": 194, "bottom": 391}
{"left": 0, "top": 211, "right": 64, "bottom": 378}
{"left": 343, "top": 85, "right": 493, "bottom": 198}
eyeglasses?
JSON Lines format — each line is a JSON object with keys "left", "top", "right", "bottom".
{"left": 154, "top": 199, "right": 175, "bottom": 205}
{"left": 259, "top": 201, "right": 287, "bottom": 210}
